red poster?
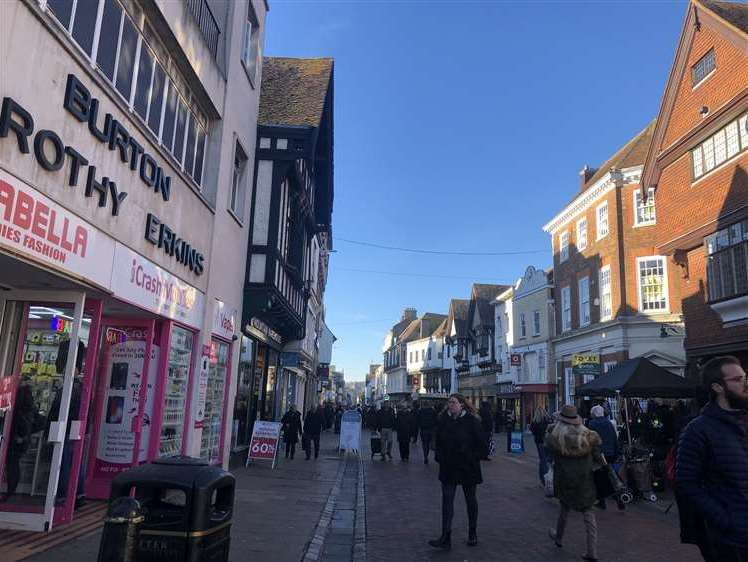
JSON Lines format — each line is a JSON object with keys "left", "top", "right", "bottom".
{"left": 247, "top": 421, "right": 282, "bottom": 463}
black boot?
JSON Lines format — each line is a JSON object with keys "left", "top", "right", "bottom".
{"left": 467, "top": 528, "right": 478, "bottom": 546}
{"left": 428, "top": 531, "right": 451, "bottom": 550}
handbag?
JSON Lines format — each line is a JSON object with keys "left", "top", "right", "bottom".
{"left": 488, "top": 438, "right": 497, "bottom": 457}
{"left": 594, "top": 458, "right": 624, "bottom": 499}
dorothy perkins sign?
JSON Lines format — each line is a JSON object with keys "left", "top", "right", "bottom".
{"left": 0, "top": 74, "right": 205, "bottom": 275}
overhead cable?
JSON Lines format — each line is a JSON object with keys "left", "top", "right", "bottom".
{"left": 334, "top": 237, "right": 546, "bottom": 256}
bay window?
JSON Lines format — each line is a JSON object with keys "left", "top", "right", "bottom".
{"left": 705, "top": 220, "right": 748, "bottom": 302}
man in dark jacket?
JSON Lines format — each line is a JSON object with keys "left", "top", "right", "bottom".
{"left": 303, "top": 405, "right": 325, "bottom": 460}
{"left": 676, "top": 356, "right": 748, "bottom": 561}
{"left": 394, "top": 407, "right": 414, "bottom": 461}
{"left": 416, "top": 403, "right": 438, "bottom": 464}
{"left": 376, "top": 402, "right": 396, "bottom": 460}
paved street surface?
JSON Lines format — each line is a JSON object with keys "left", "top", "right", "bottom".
{"left": 23, "top": 429, "right": 704, "bottom": 562}
{"left": 364, "top": 429, "right": 701, "bottom": 562}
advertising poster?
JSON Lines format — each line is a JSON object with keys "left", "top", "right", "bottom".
{"left": 194, "top": 345, "right": 211, "bottom": 429}
{"left": 247, "top": 421, "right": 282, "bottom": 465}
{"left": 94, "top": 327, "right": 159, "bottom": 476}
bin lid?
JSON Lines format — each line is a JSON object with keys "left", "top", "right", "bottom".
{"left": 110, "top": 456, "right": 234, "bottom": 495}
{"left": 152, "top": 455, "right": 210, "bottom": 467}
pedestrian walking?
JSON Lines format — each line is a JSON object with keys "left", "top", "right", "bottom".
{"left": 530, "top": 406, "right": 551, "bottom": 486}
{"left": 545, "top": 404, "right": 603, "bottom": 562}
{"left": 676, "top": 356, "right": 748, "bottom": 562}
{"left": 416, "top": 402, "right": 438, "bottom": 464}
{"left": 478, "top": 402, "right": 493, "bottom": 461}
{"left": 334, "top": 405, "right": 343, "bottom": 434}
{"left": 303, "top": 405, "right": 325, "bottom": 460}
{"left": 428, "top": 393, "right": 488, "bottom": 550}
{"left": 281, "top": 405, "right": 303, "bottom": 459}
{"left": 587, "top": 405, "right": 623, "bottom": 510}
{"left": 395, "top": 405, "right": 414, "bottom": 462}
{"left": 376, "top": 401, "right": 395, "bottom": 460}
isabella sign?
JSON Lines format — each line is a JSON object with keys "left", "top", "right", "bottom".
{"left": 0, "top": 169, "right": 115, "bottom": 288}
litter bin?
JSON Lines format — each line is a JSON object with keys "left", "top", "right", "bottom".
{"left": 108, "top": 456, "right": 235, "bottom": 562}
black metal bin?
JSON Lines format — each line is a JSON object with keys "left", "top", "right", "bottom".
{"left": 107, "top": 456, "right": 235, "bottom": 562}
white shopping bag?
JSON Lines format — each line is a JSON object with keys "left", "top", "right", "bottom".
{"left": 544, "top": 466, "right": 555, "bottom": 497}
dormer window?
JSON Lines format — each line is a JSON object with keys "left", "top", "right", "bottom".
{"left": 691, "top": 49, "right": 716, "bottom": 87}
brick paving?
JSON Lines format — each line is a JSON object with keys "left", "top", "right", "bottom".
{"left": 364, "top": 429, "right": 702, "bottom": 562}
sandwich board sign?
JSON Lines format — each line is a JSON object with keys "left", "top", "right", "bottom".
{"left": 339, "top": 410, "right": 362, "bottom": 453}
{"left": 246, "top": 421, "right": 283, "bottom": 468}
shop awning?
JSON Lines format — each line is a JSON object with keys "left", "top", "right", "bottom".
{"left": 577, "top": 357, "right": 697, "bottom": 398}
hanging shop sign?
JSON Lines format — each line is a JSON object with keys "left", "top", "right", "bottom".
{"left": 572, "top": 353, "right": 601, "bottom": 378}
{"left": 510, "top": 353, "right": 522, "bottom": 367}
{"left": 212, "top": 298, "right": 237, "bottom": 340}
{"left": 0, "top": 74, "right": 206, "bottom": 277}
{"left": 0, "top": 169, "right": 116, "bottom": 288}
{"left": 110, "top": 243, "right": 205, "bottom": 328}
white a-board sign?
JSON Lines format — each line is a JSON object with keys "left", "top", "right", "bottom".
{"left": 339, "top": 410, "right": 362, "bottom": 453}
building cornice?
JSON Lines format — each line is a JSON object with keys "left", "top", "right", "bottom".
{"left": 542, "top": 167, "right": 642, "bottom": 234}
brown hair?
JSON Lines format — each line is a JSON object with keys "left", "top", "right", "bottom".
{"left": 449, "top": 393, "right": 477, "bottom": 416}
{"left": 701, "top": 355, "right": 742, "bottom": 401}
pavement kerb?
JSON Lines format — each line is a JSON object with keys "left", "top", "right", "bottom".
{"left": 301, "top": 457, "right": 346, "bottom": 562}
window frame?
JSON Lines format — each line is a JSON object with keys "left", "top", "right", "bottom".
{"left": 691, "top": 113, "right": 748, "bottom": 182}
{"left": 559, "top": 231, "right": 569, "bottom": 262}
{"left": 241, "top": 3, "right": 261, "bottom": 87}
{"left": 634, "top": 188, "right": 656, "bottom": 227}
{"left": 533, "top": 310, "right": 541, "bottom": 337}
{"left": 578, "top": 276, "right": 590, "bottom": 327}
{"left": 636, "top": 256, "right": 670, "bottom": 314}
{"left": 519, "top": 313, "right": 527, "bottom": 339}
{"left": 561, "top": 286, "right": 572, "bottom": 332}
{"left": 229, "top": 139, "right": 249, "bottom": 222}
{"left": 596, "top": 202, "right": 609, "bottom": 240}
{"left": 599, "top": 265, "right": 613, "bottom": 321}
{"left": 691, "top": 48, "right": 716, "bottom": 88}
{"left": 577, "top": 218, "right": 588, "bottom": 251}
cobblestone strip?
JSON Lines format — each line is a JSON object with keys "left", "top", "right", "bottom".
{"left": 301, "top": 459, "right": 345, "bottom": 562}
{"left": 353, "top": 455, "right": 367, "bottom": 562}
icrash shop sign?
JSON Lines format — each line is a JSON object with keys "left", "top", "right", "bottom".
{"left": 110, "top": 242, "right": 205, "bottom": 328}
{"left": 0, "top": 169, "right": 115, "bottom": 288}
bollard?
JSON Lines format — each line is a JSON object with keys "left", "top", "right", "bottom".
{"left": 97, "top": 496, "right": 144, "bottom": 562}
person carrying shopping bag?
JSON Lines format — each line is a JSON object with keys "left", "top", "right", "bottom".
{"left": 545, "top": 404, "right": 603, "bottom": 562}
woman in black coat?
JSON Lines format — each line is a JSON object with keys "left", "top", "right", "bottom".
{"left": 429, "top": 394, "right": 488, "bottom": 550}
{"left": 281, "top": 405, "right": 303, "bottom": 459}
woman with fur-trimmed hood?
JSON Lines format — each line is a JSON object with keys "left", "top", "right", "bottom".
{"left": 545, "top": 404, "right": 603, "bottom": 562}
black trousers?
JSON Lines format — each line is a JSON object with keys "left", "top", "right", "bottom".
{"left": 285, "top": 441, "right": 296, "bottom": 458}
{"left": 5, "top": 449, "right": 22, "bottom": 495}
{"left": 398, "top": 439, "right": 410, "bottom": 460}
{"left": 305, "top": 434, "right": 321, "bottom": 459}
{"left": 441, "top": 483, "right": 478, "bottom": 534}
{"left": 420, "top": 430, "right": 433, "bottom": 460}
{"left": 701, "top": 542, "right": 748, "bottom": 562}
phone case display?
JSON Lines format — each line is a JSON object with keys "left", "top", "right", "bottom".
{"left": 200, "top": 340, "right": 229, "bottom": 463}
{"left": 160, "top": 327, "right": 193, "bottom": 456}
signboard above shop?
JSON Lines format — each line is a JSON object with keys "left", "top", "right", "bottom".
{"left": 572, "top": 353, "right": 601, "bottom": 378}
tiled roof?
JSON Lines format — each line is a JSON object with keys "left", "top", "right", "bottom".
{"left": 700, "top": 0, "right": 748, "bottom": 33}
{"left": 259, "top": 57, "right": 334, "bottom": 127}
{"left": 471, "top": 284, "right": 509, "bottom": 301}
{"left": 433, "top": 318, "right": 449, "bottom": 338}
{"left": 579, "top": 120, "right": 657, "bottom": 193}
{"left": 399, "top": 313, "right": 448, "bottom": 343}
{"left": 447, "top": 299, "right": 470, "bottom": 338}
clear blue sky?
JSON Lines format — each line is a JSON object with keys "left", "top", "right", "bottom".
{"left": 264, "top": 0, "right": 686, "bottom": 381}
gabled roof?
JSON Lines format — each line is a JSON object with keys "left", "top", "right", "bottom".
{"left": 399, "top": 313, "right": 448, "bottom": 343}
{"left": 259, "top": 57, "right": 334, "bottom": 128}
{"left": 700, "top": 0, "right": 748, "bottom": 33}
{"left": 469, "top": 284, "right": 511, "bottom": 330}
{"left": 446, "top": 299, "right": 470, "bottom": 339}
{"left": 641, "top": 0, "right": 748, "bottom": 190}
{"left": 433, "top": 318, "right": 449, "bottom": 338}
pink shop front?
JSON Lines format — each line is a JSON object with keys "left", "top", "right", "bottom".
{"left": 0, "top": 172, "right": 233, "bottom": 532}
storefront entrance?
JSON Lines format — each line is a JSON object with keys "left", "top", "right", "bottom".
{"left": 0, "top": 291, "right": 95, "bottom": 531}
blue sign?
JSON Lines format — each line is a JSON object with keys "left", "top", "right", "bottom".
{"left": 280, "top": 352, "right": 299, "bottom": 368}
{"left": 510, "top": 431, "right": 525, "bottom": 454}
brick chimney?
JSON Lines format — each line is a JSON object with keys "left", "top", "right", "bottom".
{"left": 401, "top": 308, "right": 417, "bottom": 322}
{"left": 579, "top": 165, "right": 598, "bottom": 188}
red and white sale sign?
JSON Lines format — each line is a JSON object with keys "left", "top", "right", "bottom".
{"left": 247, "top": 421, "right": 282, "bottom": 464}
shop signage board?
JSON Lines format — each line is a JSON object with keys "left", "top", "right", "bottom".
{"left": 339, "top": 411, "right": 362, "bottom": 453}
{"left": 194, "top": 345, "right": 211, "bottom": 429}
{"left": 572, "top": 353, "right": 601, "bottom": 378}
{"left": 510, "top": 431, "right": 525, "bottom": 454}
{"left": 110, "top": 243, "right": 205, "bottom": 329}
{"left": 510, "top": 353, "right": 522, "bottom": 366}
{"left": 247, "top": 317, "right": 283, "bottom": 346}
{"left": 247, "top": 421, "right": 282, "bottom": 468}
{"left": 212, "top": 298, "right": 237, "bottom": 340}
{"left": 0, "top": 170, "right": 116, "bottom": 289}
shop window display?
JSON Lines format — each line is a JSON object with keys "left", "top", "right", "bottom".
{"left": 160, "top": 326, "right": 193, "bottom": 456}
{"left": 200, "top": 339, "right": 229, "bottom": 463}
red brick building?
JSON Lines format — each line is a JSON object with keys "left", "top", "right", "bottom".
{"left": 641, "top": 0, "right": 748, "bottom": 377}
{"left": 544, "top": 123, "right": 688, "bottom": 412}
